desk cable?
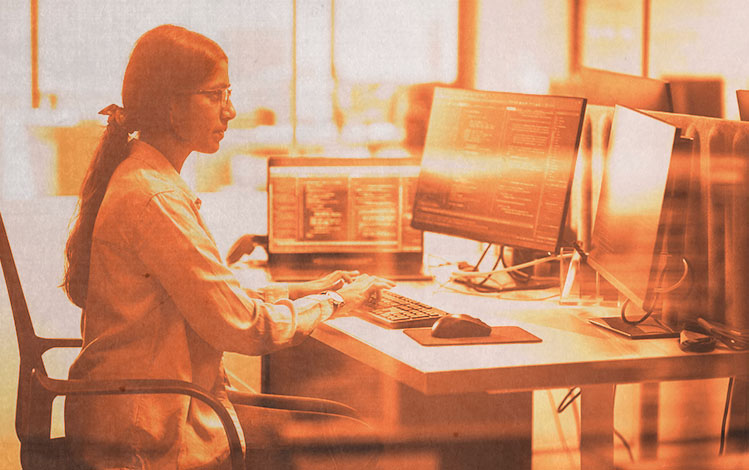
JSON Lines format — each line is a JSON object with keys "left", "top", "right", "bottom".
{"left": 720, "top": 377, "right": 735, "bottom": 455}
{"left": 621, "top": 257, "right": 690, "bottom": 326}
{"left": 450, "top": 248, "right": 570, "bottom": 294}
{"left": 555, "top": 386, "right": 634, "bottom": 463}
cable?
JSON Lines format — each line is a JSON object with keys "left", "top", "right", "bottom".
{"left": 556, "top": 387, "right": 580, "bottom": 413}
{"left": 654, "top": 257, "right": 690, "bottom": 294}
{"left": 454, "top": 245, "right": 559, "bottom": 294}
{"left": 437, "top": 278, "right": 560, "bottom": 300}
{"left": 620, "top": 258, "right": 688, "bottom": 326}
{"left": 555, "top": 386, "right": 634, "bottom": 463}
{"left": 472, "top": 243, "right": 493, "bottom": 270}
{"left": 451, "top": 252, "right": 572, "bottom": 280}
{"left": 614, "top": 428, "right": 635, "bottom": 463}
{"left": 620, "top": 298, "right": 655, "bottom": 326}
{"left": 720, "top": 376, "right": 735, "bottom": 455}
{"left": 546, "top": 390, "right": 577, "bottom": 469}
{"left": 499, "top": 246, "right": 531, "bottom": 284}
{"left": 474, "top": 245, "right": 503, "bottom": 287}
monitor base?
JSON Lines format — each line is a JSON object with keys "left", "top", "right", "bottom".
{"left": 589, "top": 315, "right": 679, "bottom": 340}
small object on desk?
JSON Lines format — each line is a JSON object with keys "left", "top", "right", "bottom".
{"left": 679, "top": 329, "right": 717, "bottom": 353}
{"left": 404, "top": 325, "right": 542, "bottom": 346}
{"left": 431, "top": 314, "right": 492, "bottom": 338}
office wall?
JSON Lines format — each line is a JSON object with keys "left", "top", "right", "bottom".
{"left": 475, "top": 0, "right": 569, "bottom": 94}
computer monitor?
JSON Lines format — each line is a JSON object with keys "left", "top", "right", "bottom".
{"left": 666, "top": 76, "right": 723, "bottom": 118}
{"left": 737, "top": 89, "right": 749, "bottom": 121}
{"left": 411, "top": 87, "right": 586, "bottom": 255}
{"left": 550, "top": 67, "right": 673, "bottom": 112}
{"left": 266, "top": 157, "right": 427, "bottom": 281}
{"left": 587, "top": 106, "right": 685, "bottom": 338}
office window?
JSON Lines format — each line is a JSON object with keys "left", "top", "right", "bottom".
{"left": 34, "top": 0, "right": 456, "bottom": 147}
{"left": 12, "top": 0, "right": 459, "bottom": 197}
{"left": 332, "top": 0, "right": 458, "bottom": 150}
{"left": 582, "top": 0, "right": 643, "bottom": 76}
{"left": 37, "top": 0, "right": 292, "bottom": 124}
{"left": 334, "top": 0, "right": 458, "bottom": 83}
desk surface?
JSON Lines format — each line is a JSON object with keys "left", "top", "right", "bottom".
{"left": 312, "top": 282, "right": 749, "bottom": 396}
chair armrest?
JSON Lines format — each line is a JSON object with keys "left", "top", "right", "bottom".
{"left": 32, "top": 369, "right": 244, "bottom": 470}
{"left": 38, "top": 337, "right": 82, "bottom": 352}
{"left": 226, "top": 389, "right": 362, "bottom": 421}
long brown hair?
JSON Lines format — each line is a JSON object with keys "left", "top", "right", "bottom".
{"left": 63, "top": 25, "right": 227, "bottom": 308}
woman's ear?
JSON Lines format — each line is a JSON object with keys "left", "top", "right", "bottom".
{"left": 168, "top": 98, "right": 187, "bottom": 140}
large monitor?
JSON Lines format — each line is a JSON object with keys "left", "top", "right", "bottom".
{"left": 411, "top": 87, "right": 586, "bottom": 254}
{"left": 550, "top": 67, "right": 673, "bottom": 112}
{"left": 587, "top": 106, "right": 685, "bottom": 338}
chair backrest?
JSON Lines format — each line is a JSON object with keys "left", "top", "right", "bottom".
{"left": 0, "top": 210, "right": 72, "bottom": 468}
{"left": 1, "top": 209, "right": 51, "bottom": 365}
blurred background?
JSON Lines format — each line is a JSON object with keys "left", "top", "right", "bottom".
{"left": 3, "top": 0, "right": 747, "bottom": 200}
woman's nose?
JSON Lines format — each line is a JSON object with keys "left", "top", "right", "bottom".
{"left": 223, "top": 99, "right": 237, "bottom": 121}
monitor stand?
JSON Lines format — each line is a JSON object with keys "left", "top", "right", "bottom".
{"left": 589, "top": 315, "right": 679, "bottom": 340}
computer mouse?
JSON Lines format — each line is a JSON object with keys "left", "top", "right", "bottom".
{"left": 431, "top": 314, "right": 492, "bottom": 338}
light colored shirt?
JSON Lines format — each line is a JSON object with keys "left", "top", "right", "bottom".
{"left": 65, "top": 140, "right": 335, "bottom": 469}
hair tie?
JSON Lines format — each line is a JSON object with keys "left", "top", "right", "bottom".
{"left": 99, "top": 104, "right": 128, "bottom": 131}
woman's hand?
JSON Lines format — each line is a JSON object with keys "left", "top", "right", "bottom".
{"left": 287, "top": 270, "right": 360, "bottom": 299}
{"left": 334, "top": 274, "right": 396, "bottom": 317}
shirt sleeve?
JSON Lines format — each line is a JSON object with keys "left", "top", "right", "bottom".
{"left": 130, "top": 190, "right": 334, "bottom": 355}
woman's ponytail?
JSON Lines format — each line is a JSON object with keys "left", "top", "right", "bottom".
{"left": 62, "top": 106, "right": 131, "bottom": 307}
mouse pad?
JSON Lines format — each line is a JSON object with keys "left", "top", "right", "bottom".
{"left": 403, "top": 326, "right": 542, "bottom": 346}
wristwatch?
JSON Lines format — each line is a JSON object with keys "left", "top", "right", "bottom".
{"left": 323, "top": 290, "right": 345, "bottom": 316}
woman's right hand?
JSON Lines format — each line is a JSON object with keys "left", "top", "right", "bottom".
{"left": 334, "top": 274, "right": 396, "bottom": 317}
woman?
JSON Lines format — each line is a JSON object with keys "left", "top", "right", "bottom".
{"left": 62, "top": 24, "right": 392, "bottom": 469}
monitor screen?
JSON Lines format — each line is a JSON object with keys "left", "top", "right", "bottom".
{"left": 267, "top": 157, "right": 422, "bottom": 255}
{"left": 587, "top": 106, "right": 681, "bottom": 313}
{"left": 550, "top": 67, "right": 673, "bottom": 112}
{"left": 411, "top": 87, "right": 586, "bottom": 253}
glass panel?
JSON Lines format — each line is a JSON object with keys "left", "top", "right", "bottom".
{"left": 583, "top": 0, "right": 642, "bottom": 75}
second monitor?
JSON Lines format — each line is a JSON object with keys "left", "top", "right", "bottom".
{"left": 411, "top": 87, "right": 587, "bottom": 255}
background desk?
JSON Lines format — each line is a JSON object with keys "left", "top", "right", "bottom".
{"left": 270, "top": 281, "right": 749, "bottom": 470}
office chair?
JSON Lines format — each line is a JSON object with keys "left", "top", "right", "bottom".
{"left": 0, "top": 210, "right": 245, "bottom": 469}
{"left": 2, "top": 209, "right": 382, "bottom": 470}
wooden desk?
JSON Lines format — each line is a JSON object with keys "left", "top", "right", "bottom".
{"left": 304, "top": 282, "right": 749, "bottom": 470}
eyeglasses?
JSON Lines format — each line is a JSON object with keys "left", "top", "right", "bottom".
{"left": 191, "top": 87, "right": 232, "bottom": 108}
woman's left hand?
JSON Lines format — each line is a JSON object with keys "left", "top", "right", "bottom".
{"left": 288, "top": 270, "right": 360, "bottom": 299}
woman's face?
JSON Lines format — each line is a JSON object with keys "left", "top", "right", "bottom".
{"left": 171, "top": 59, "right": 236, "bottom": 154}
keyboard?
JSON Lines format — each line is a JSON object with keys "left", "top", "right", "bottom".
{"left": 356, "top": 290, "right": 448, "bottom": 329}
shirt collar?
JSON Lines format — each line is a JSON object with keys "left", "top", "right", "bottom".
{"left": 129, "top": 139, "right": 202, "bottom": 210}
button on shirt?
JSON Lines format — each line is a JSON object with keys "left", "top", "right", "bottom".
{"left": 65, "top": 140, "right": 335, "bottom": 469}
